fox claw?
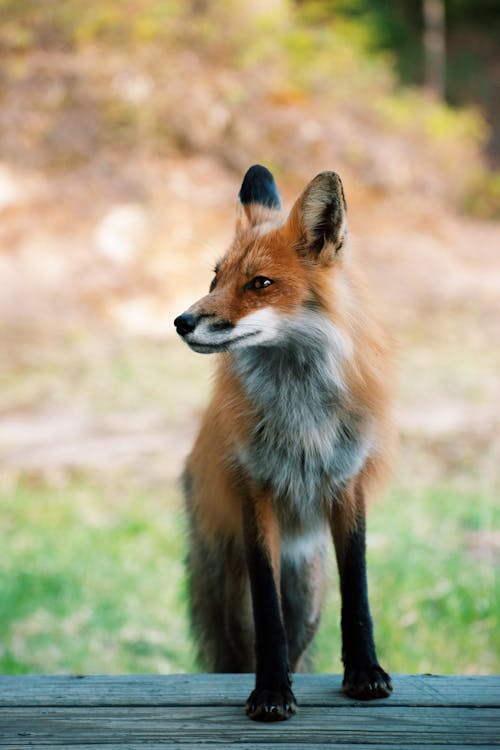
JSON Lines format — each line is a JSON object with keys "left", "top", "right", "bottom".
{"left": 343, "top": 665, "right": 393, "bottom": 700}
{"left": 246, "top": 687, "right": 297, "bottom": 721}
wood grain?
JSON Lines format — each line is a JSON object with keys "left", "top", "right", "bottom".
{"left": 1, "top": 674, "right": 498, "bottom": 748}
{"left": 2, "top": 673, "right": 499, "bottom": 707}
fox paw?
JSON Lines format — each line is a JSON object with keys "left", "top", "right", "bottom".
{"left": 343, "top": 665, "right": 393, "bottom": 700}
{"left": 245, "top": 687, "right": 297, "bottom": 722}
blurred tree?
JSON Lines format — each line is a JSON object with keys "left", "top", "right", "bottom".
{"left": 423, "top": 0, "right": 445, "bottom": 99}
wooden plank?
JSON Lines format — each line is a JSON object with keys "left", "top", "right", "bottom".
{"left": 19, "top": 747, "right": 500, "bottom": 750}
{"left": 1, "top": 673, "right": 499, "bottom": 708}
{"left": 0, "top": 706, "right": 498, "bottom": 746}
{"left": 2, "top": 745, "right": 493, "bottom": 750}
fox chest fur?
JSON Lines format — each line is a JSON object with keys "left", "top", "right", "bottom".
{"left": 232, "top": 312, "right": 373, "bottom": 530}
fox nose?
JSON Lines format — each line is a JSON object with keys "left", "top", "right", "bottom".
{"left": 174, "top": 312, "right": 197, "bottom": 336}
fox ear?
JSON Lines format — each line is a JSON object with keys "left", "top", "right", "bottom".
{"left": 287, "top": 172, "right": 347, "bottom": 263}
{"left": 237, "top": 164, "right": 282, "bottom": 230}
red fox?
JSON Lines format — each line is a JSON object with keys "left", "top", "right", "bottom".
{"left": 174, "top": 165, "right": 394, "bottom": 721}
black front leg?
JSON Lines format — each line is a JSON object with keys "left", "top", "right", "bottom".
{"left": 331, "top": 481, "right": 392, "bottom": 700}
{"left": 243, "top": 495, "right": 297, "bottom": 721}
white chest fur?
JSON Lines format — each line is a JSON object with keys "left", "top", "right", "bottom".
{"left": 234, "top": 311, "right": 372, "bottom": 528}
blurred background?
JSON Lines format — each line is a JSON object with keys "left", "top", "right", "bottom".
{"left": 0, "top": 0, "right": 498, "bottom": 675}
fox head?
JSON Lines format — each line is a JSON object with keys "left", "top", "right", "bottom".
{"left": 174, "top": 165, "right": 348, "bottom": 354}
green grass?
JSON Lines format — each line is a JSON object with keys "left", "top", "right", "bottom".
{"left": 1, "top": 467, "right": 497, "bottom": 675}
{"left": 0, "top": 473, "right": 194, "bottom": 674}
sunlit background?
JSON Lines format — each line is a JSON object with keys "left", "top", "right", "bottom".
{"left": 0, "top": 1, "right": 498, "bottom": 676}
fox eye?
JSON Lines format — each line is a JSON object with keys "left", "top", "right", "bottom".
{"left": 245, "top": 276, "right": 274, "bottom": 291}
{"left": 209, "top": 276, "right": 217, "bottom": 292}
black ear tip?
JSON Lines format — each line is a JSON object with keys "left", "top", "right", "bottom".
{"left": 244, "top": 164, "right": 274, "bottom": 181}
{"left": 239, "top": 164, "right": 281, "bottom": 209}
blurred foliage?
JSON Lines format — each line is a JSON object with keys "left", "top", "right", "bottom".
{"left": 1, "top": 0, "right": 498, "bottom": 97}
{"left": 0, "top": 0, "right": 492, "bottom": 216}
{"left": 297, "top": 0, "right": 500, "bottom": 178}
{"left": 0, "top": 0, "right": 178, "bottom": 50}
{"left": 296, "top": 0, "right": 500, "bottom": 85}
{"left": 463, "top": 168, "right": 500, "bottom": 220}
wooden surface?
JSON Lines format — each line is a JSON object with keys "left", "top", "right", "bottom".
{"left": 1, "top": 673, "right": 499, "bottom": 748}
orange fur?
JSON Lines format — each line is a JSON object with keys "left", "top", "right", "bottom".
{"left": 186, "top": 198, "right": 394, "bottom": 541}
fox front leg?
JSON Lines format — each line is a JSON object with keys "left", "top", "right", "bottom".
{"left": 243, "top": 493, "right": 297, "bottom": 721}
{"left": 331, "top": 480, "right": 393, "bottom": 699}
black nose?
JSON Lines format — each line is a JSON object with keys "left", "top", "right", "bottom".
{"left": 174, "top": 313, "right": 197, "bottom": 336}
